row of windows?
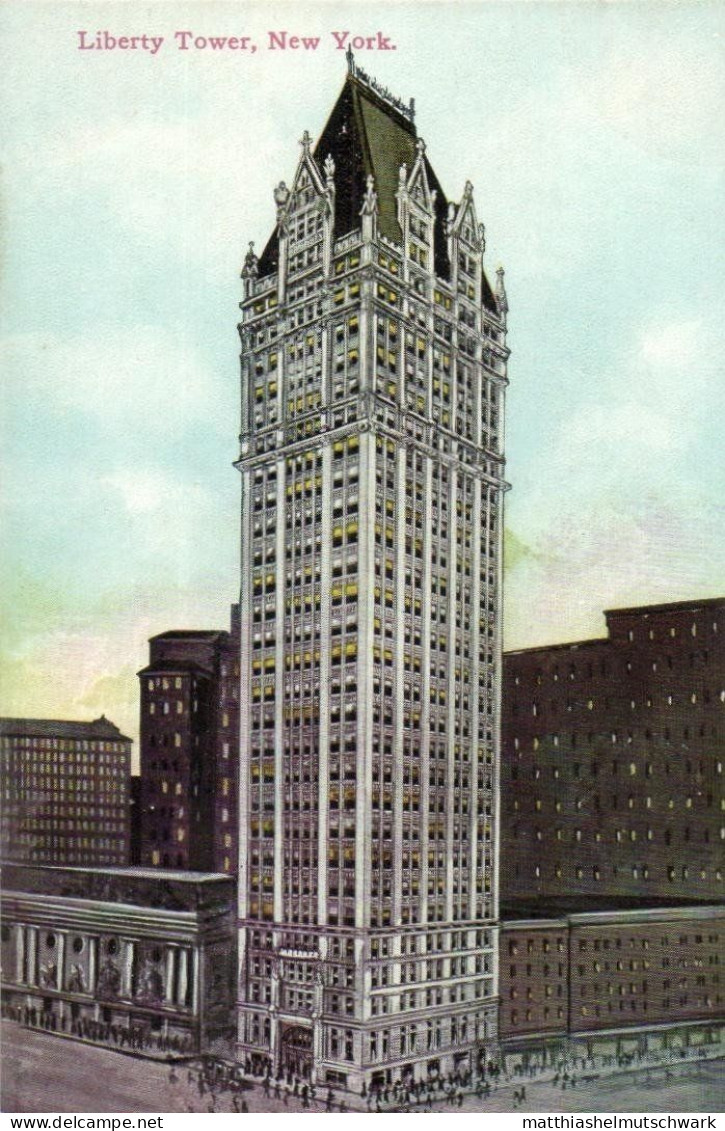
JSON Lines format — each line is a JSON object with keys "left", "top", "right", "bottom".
{"left": 516, "top": 862, "right": 723, "bottom": 883}
{"left": 514, "top": 688, "right": 724, "bottom": 715}
{"left": 0, "top": 739, "right": 127, "bottom": 753}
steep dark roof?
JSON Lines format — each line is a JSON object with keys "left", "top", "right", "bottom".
{"left": 258, "top": 71, "right": 496, "bottom": 309}
{"left": 0, "top": 716, "right": 130, "bottom": 742}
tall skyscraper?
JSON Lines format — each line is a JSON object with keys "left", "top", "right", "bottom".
{"left": 236, "top": 59, "right": 509, "bottom": 1091}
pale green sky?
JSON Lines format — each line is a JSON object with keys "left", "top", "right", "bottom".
{"left": 2, "top": 1, "right": 724, "bottom": 753}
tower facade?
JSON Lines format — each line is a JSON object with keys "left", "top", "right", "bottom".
{"left": 236, "top": 62, "right": 509, "bottom": 1091}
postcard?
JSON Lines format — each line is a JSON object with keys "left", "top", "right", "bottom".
{"left": 1, "top": 0, "right": 723, "bottom": 1119}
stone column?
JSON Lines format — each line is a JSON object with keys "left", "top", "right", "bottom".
{"left": 121, "top": 939, "right": 135, "bottom": 999}
{"left": 311, "top": 1011, "right": 323, "bottom": 1087}
{"left": 191, "top": 947, "right": 200, "bottom": 1016}
{"left": 88, "top": 938, "right": 98, "bottom": 994}
{"left": 15, "top": 925, "right": 25, "bottom": 984}
{"left": 164, "top": 945, "right": 177, "bottom": 1005}
{"left": 177, "top": 947, "right": 189, "bottom": 1008}
{"left": 27, "top": 927, "right": 39, "bottom": 987}
{"left": 56, "top": 933, "right": 67, "bottom": 991}
{"left": 269, "top": 1006, "right": 279, "bottom": 1075}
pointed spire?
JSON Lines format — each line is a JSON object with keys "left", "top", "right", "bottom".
{"left": 346, "top": 46, "right": 355, "bottom": 75}
{"left": 495, "top": 266, "right": 509, "bottom": 317}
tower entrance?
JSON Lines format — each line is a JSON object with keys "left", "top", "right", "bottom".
{"left": 280, "top": 1025, "right": 313, "bottom": 1080}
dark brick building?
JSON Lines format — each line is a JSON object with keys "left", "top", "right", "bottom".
{"left": 501, "top": 598, "right": 724, "bottom": 903}
{"left": 138, "top": 605, "right": 240, "bottom": 874}
{"left": 499, "top": 904, "right": 724, "bottom": 1061}
{"left": 0, "top": 716, "right": 131, "bottom": 867}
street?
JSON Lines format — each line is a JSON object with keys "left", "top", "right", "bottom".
{"left": 2, "top": 1022, "right": 724, "bottom": 1114}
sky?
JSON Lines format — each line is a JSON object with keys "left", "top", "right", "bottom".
{"left": 2, "top": 1, "right": 724, "bottom": 756}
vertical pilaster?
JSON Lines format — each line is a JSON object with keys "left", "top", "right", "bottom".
{"left": 317, "top": 445, "right": 332, "bottom": 925}
{"left": 445, "top": 467, "right": 458, "bottom": 924}
{"left": 492, "top": 475, "right": 505, "bottom": 937}
{"left": 419, "top": 456, "right": 433, "bottom": 924}
{"left": 274, "top": 454, "right": 287, "bottom": 923}
{"left": 469, "top": 474, "right": 482, "bottom": 920}
{"left": 392, "top": 444, "right": 407, "bottom": 925}
{"left": 238, "top": 467, "right": 253, "bottom": 920}
{"left": 355, "top": 431, "right": 375, "bottom": 930}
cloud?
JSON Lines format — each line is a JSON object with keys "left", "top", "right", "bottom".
{"left": 505, "top": 306, "right": 725, "bottom": 646}
{"left": 639, "top": 320, "right": 702, "bottom": 369}
{"left": 589, "top": 41, "right": 725, "bottom": 165}
{"left": 3, "top": 324, "right": 227, "bottom": 442}
{"left": 102, "top": 468, "right": 188, "bottom": 515}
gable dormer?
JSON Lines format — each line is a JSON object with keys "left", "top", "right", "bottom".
{"left": 276, "top": 131, "right": 336, "bottom": 300}
{"left": 447, "top": 182, "right": 485, "bottom": 308}
{"left": 397, "top": 139, "right": 437, "bottom": 282}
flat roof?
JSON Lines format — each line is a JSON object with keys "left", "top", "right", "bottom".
{"left": 149, "top": 630, "right": 225, "bottom": 641}
{"left": 501, "top": 897, "right": 724, "bottom": 926}
{"left": 505, "top": 595, "right": 724, "bottom": 658}
{"left": 605, "top": 596, "right": 724, "bottom": 618}
{"left": 137, "top": 661, "right": 213, "bottom": 676}
{"left": 0, "top": 862, "right": 231, "bottom": 884}
{"left": 0, "top": 716, "right": 131, "bottom": 742}
{"left": 504, "top": 638, "right": 605, "bottom": 659}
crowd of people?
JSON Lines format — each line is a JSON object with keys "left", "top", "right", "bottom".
{"left": 166, "top": 1060, "right": 350, "bottom": 1114}
{"left": 1, "top": 1000, "right": 194, "bottom": 1056}
{"left": 3, "top": 999, "right": 720, "bottom": 1113}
